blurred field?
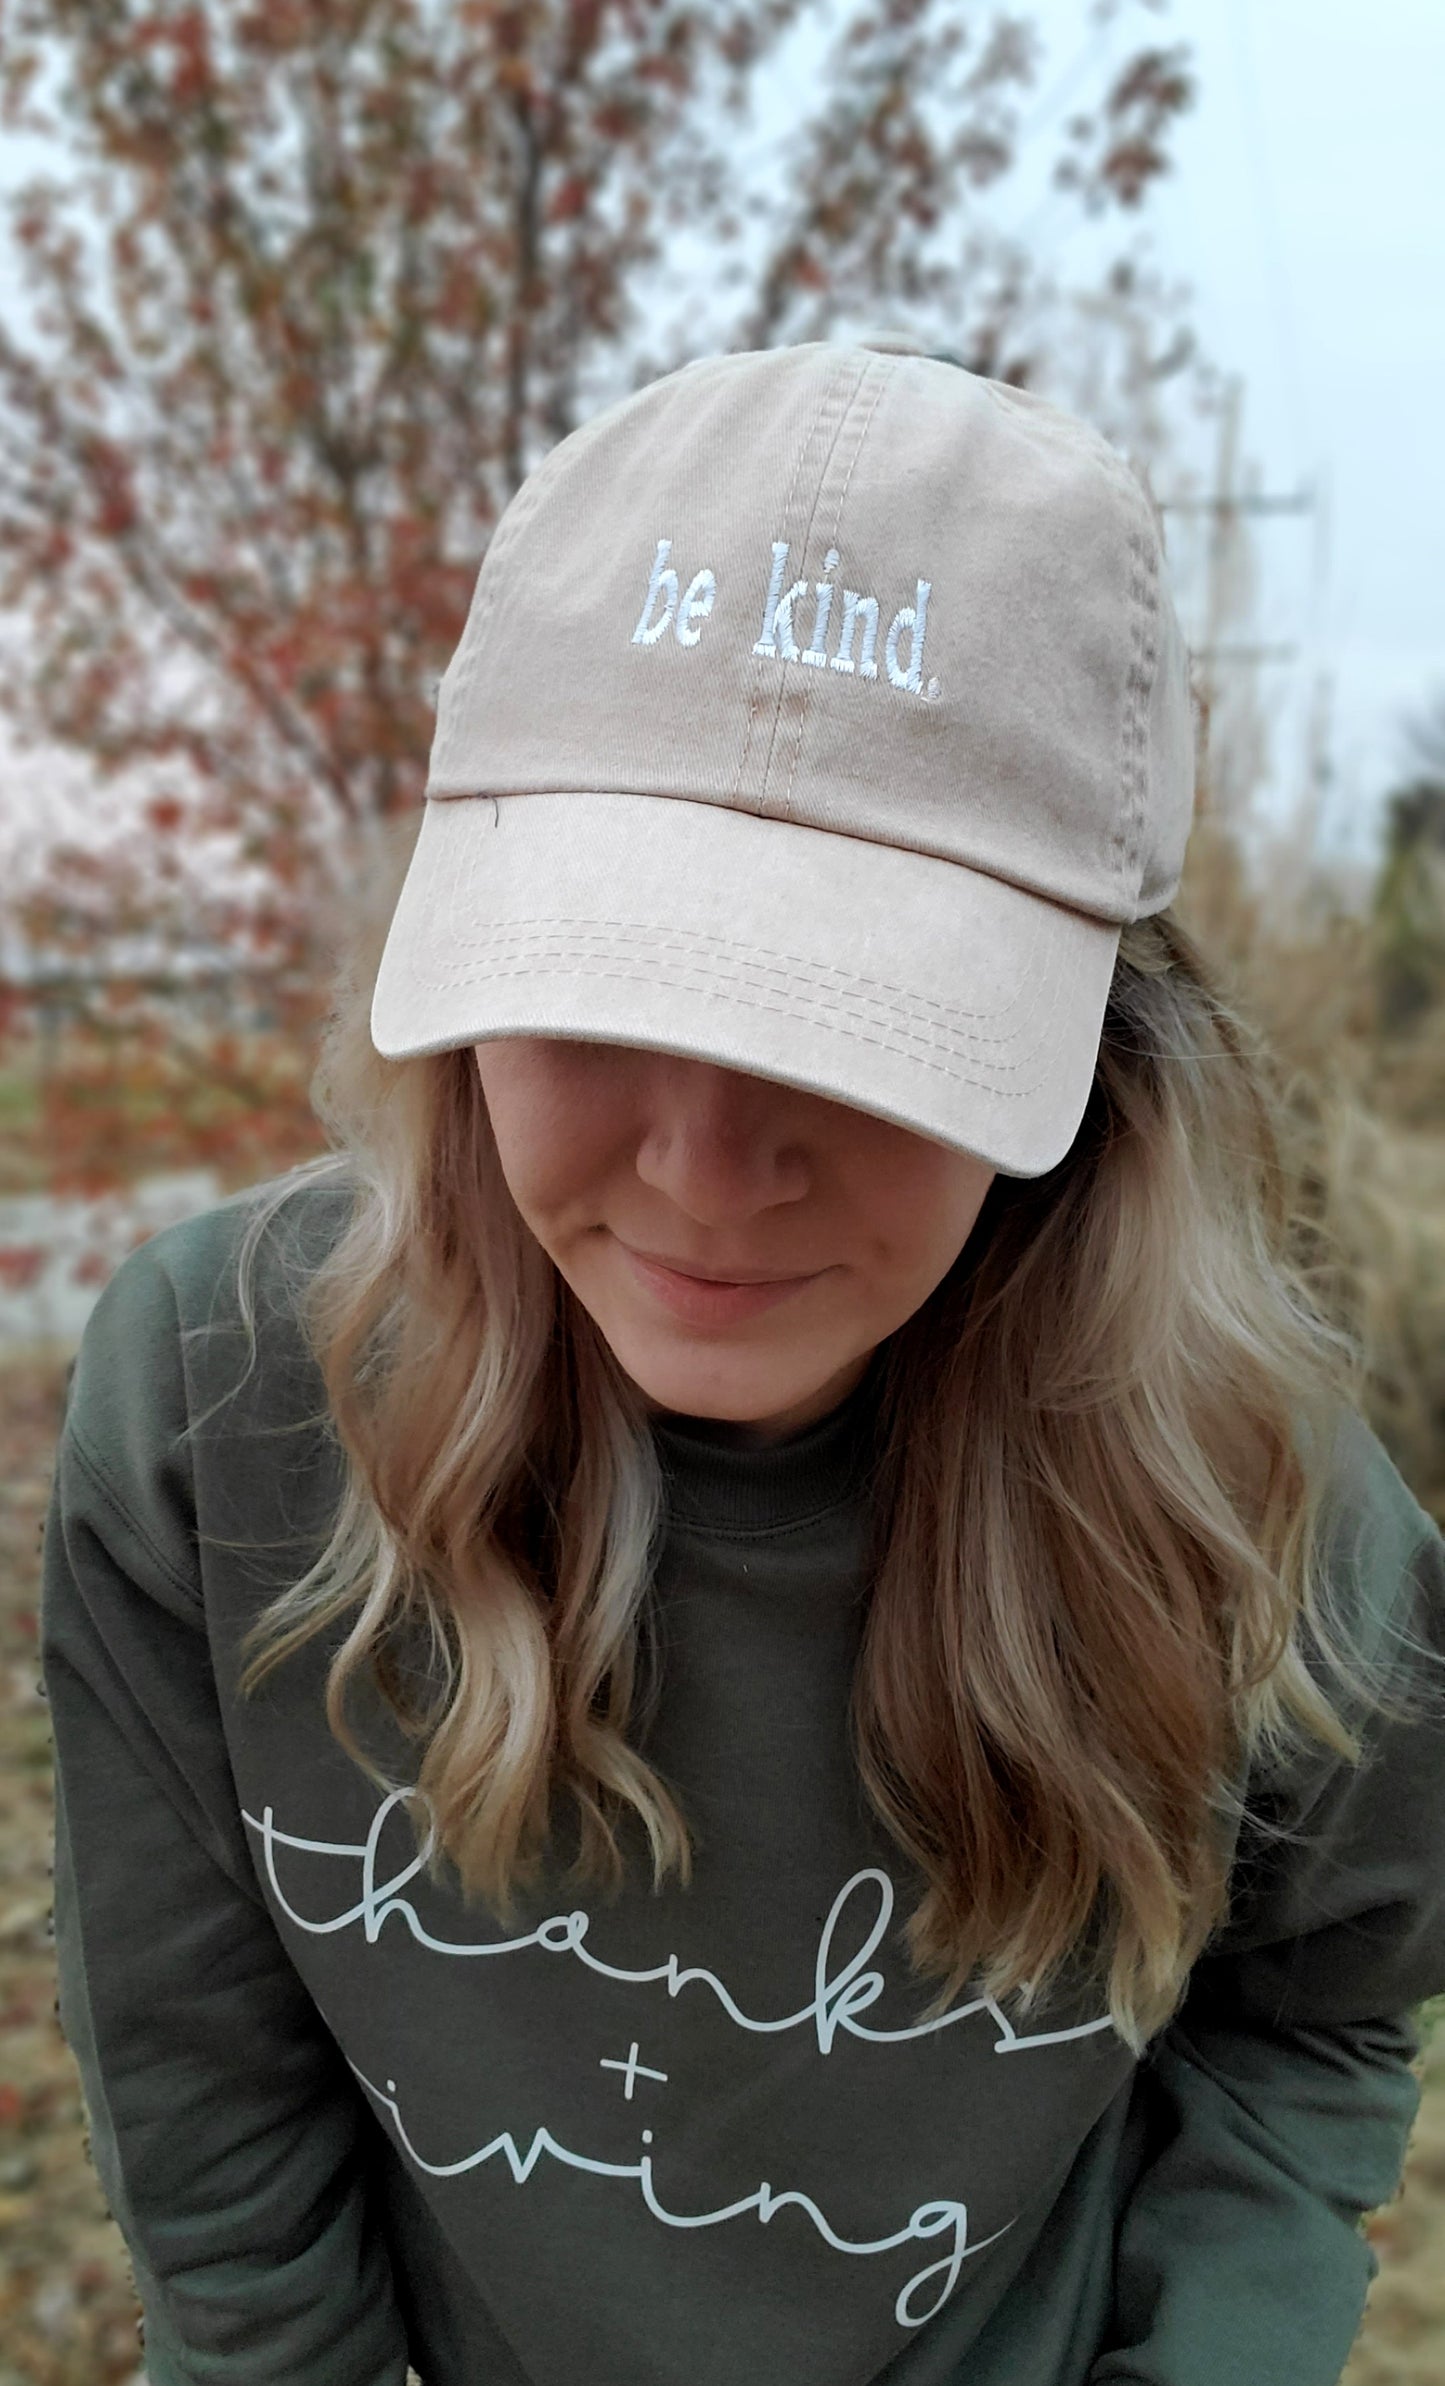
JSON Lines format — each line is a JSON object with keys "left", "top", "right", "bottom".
{"left": 2, "top": 1359, "right": 148, "bottom": 2385}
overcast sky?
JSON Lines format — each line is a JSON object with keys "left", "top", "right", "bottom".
{"left": 1074, "top": 0, "right": 1445, "bottom": 864}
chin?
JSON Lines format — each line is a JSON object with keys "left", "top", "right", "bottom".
{"left": 608, "top": 1331, "right": 800, "bottom": 1420}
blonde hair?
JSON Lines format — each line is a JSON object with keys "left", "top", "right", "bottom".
{"left": 223, "top": 829, "right": 1381, "bottom": 2052}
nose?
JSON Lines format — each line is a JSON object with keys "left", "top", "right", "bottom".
{"left": 632, "top": 1056, "right": 810, "bottom": 1222}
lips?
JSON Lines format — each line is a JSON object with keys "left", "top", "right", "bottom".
{"left": 626, "top": 1247, "right": 803, "bottom": 1285}
{"left": 620, "top": 1243, "right": 820, "bottom": 1326}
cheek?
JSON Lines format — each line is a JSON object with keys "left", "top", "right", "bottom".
{"left": 856, "top": 1143, "right": 995, "bottom": 1290}
{"left": 476, "top": 1048, "right": 617, "bottom": 1227}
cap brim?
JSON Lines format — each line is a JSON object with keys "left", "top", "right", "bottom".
{"left": 370, "top": 791, "right": 1120, "bottom": 1178}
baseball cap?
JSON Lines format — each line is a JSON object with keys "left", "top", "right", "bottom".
{"left": 370, "top": 333, "right": 1196, "bottom": 1178}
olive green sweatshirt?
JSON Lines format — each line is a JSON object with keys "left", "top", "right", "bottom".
{"left": 38, "top": 1173, "right": 1445, "bottom": 2386}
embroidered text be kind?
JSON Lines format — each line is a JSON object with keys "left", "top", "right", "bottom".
{"left": 631, "top": 536, "right": 939, "bottom": 701}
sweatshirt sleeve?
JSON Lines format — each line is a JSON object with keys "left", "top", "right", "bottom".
{"left": 1089, "top": 1414, "right": 1445, "bottom": 2386}
{"left": 39, "top": 1231, "right": 413, "bottom": 2386}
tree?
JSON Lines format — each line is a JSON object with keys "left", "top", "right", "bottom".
{"left": 0, "top": 0, "right": 1197, "bottom": 922}
{"left": 0, "top": 0, "right": 1198, "bottom": 1207}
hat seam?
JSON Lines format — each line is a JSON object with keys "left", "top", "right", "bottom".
{"left": 727, "top": 376, "right": 829, "bottom": 815}
{"left": 1093, "top": 446, "right": 1163, "bottom": 900}
{"left": 1120, "top": 524, "right": 1158, "bottom": 894}
{"left": 761, "top": 362, "right": 877, "bottom": 816}
{"left": 738, "top": 350, "right": 879, "bottom": 820}
{"left": 780, "top": 358, "right": 895, "bottom": 828}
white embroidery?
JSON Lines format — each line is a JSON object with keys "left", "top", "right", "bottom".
{"left": 632, "top": 537, "right": 680, "bottom": 645}
{"left": 801, "top": 547, "right": 841, "bottom": 667}
{"left": 675, "top": 567, "right": 717, "bottom": 647}
{"left": 631, "top": 534, "right": 940, "bottom": 697}
{"left": 349, "top": 2062, "right": 1014, "bottom": 2329}
{"left": 885, "top": 580, "right": 931, "bottom": 691}
{"left": 752, "top": 539, "right": 811, "bottom": 662}
{"left": 830, "top": 588, "right": 879, "bottom": 680}
{"left": 242, "top": 1790, "right": 1116, "bottom": 2057}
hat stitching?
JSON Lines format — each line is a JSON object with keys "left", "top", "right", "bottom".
{"left": 780, "top": 360, "right": 894, "bottom": 829}
{"left": 399, "top": 898, "right": 1068, "bottom": 1055}
{"left": 727, "top": 375, "right": 837, "bottom": 815}
{"left": 420, "top": 808, "right": 1064, "bottom": 1038}
{"left": 747, "top": 353, "right": 876, "bottom": 821}
{"left": 1089, "top": 442, "right": 1164, "bottom": 893}
{"left": 398, "top": 938, "right": 1074, "bottom": 1092}
{"left": 828, "top": 585, "right": 880, "bottom": 679}
{"left": 1117, "top": 525, "right": 1158, "bottom": 891}
{"left": 429, "top": 783, "right": 1067, "bottom": 1040}
{"left": 441, "top": 783, "right": 1126, "bottom": 955}
{"left": 406, "top": 915, "right": 1053, "bottom": 1037}
{"left": 799, "top": 547, "right": 842, "bottom": 666}
{"left": 752, "top": 379, "right": 862, "bottom": 822}
{"left": 436, "top": 792, "right": 1058, "bottom": 1035}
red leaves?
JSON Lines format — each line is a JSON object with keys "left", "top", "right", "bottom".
{"left": 0, "top": 1248, "right": 47, "bottom": 1295}
{"left": 1092, "top": 43, "right": 1196, "bottom": 208}
{"left": 1098, "top": 140, "right": 1168, "bottom": 209}
{"left": 591, "top": 99, "right": 638, "bottom": 142}
{"left": 133, "top": 5, "right": 214, "bottom": 108}
{"left": 0, "top": 0, "right": 1201, "bottom": 1088}
{"left": 548, "top": 173, "right": 591, "bottom": 226}
{"left": 82, "top": 441, "right": 138, "bottom": 543}
{"left": 1107, "top": 46, "right": 1195, "bottom": 129}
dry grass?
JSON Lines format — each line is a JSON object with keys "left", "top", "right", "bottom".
{"left": 1176, "top": 811, "right": 1445, "bottom": 1529}
{"left": 1347, "top": 2011, "right": 1445, "bottom": 2386}
{"left": 1, "top": 1359, "right": 148, "bottom": 2386}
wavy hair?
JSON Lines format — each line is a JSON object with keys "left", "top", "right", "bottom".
{"left": 226, "top": 821, "right": 1382, "bottom": 2051}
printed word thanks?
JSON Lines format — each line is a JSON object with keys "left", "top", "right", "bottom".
{"left": 243, "top": 1786, "right": 1116, "bottom": 2058}
{"left": 630, "top": 535, "right": 940, "bottom": 701}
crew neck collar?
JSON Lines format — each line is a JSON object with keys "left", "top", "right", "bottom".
{"left": 647, "top": 1344, "right": 887, "bottom": 1537}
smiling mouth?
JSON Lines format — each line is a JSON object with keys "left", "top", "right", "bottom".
{"left": 620, "top": 1242, "right": 816, "bottom": 1286}
{"left": 619, "top": 1243, "right": 823, "bottom": 1322}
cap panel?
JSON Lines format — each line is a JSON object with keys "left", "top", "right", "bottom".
{"left": 428, "top": 346, "right": 853, "bottom": 813}
{"left": 424, "top": 342, "right": 1191, "bottom": 931}
{"left": 775, "top": 361, "right": 1147, "bottom": 919}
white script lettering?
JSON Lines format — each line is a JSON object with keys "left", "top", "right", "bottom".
{"left": 242, "top": 1788, "right": 1116, "bottom": 2057}
{"left": 352, "top": 2061, "right": 1014, "bottom": 2329}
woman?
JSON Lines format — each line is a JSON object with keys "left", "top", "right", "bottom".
{"left": 42, "top": 335, "right": 1445, "bottom": 2386}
